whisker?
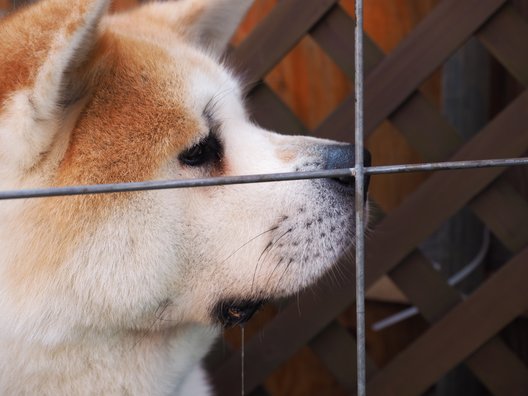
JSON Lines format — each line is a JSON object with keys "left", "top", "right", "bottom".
{"left": 275, "top": 258, "right": 295, "bottom": 291}
{"left": 131, "top": 301, "right": 170, "bottom": 350}
{"left": 219, "top": 225, "right": 278, "bottom": 266}
{"left": 251, "top": 228, "right": 292, "bottom": 292}
{"left": 263, "top": 257, "right": 284, "bottom": 292}
{"left": 251, "top": 240, "right": 273, "bottom": 292}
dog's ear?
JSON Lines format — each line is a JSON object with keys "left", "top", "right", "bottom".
{"left": 0, "top": 0, "right": 109, "bottom": 170}
{"left": 141, "top": 0, "right": 253, "bottom": 56}
{"left": 29, "top": 0, "right": 109, "bottom": 117}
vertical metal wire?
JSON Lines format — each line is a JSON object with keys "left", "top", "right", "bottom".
{"left": 354, "top": 0, "right": 366, "bottom": 395}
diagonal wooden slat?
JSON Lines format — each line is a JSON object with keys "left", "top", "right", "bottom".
{"left": 368, "top": 246, "right": 528, "bottom": 396}
{"left": 310, "top": 5, "right": 462, "bottom": 159}
{"left": 314, "top": 0, "right": 507, "bottom": 142}
{"left": 388, "top": 249, "right": 528, "bottom": 394}
{"left": 364, "top": 89, "right": 528, "bottom": 307}
{"left": 310, "top": 321, "right": 378, "bottom": 393}
{"left": 229, "top": 0, "right": 338, "bottom": 84}
{"left": 309, "top": 5, "right": 380, "bottom": 81}
{"left": 470, "top": 179, "right": 528, "bottom": 252}
{"left": 464, "top": 337, "right": 528, "bottom": 396}
{"left": 246, "top": 84, "right": 307, "bottom": 135}
{"left": 478, "top": 4, "right": 528, "bottom": 86}
{"left": 362, "top": 0, "right": 505, "bottom": 132}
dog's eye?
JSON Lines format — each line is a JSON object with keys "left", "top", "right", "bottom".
{"left": 179, "top": 133, "right": 222, "bottom": 167}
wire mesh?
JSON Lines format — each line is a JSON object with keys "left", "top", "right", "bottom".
{"left": 2, "top": 158, "right": 528, "bottom": 200}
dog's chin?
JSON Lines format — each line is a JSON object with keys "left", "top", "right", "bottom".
{"left": 213, "top": 298, "right": 267, "bottom": 328}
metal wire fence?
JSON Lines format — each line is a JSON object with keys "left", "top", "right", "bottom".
{"left": 3, "top": 158, "right": 528, "bottom": 201}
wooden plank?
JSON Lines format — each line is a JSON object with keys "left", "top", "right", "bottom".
{"left": 465, "top": 337, "right": 528, "bottom": 396}
{"left": 213, "top": 89, "right": 528, "bottom": 394}
{"left": 470, "top": 179, "right": 528, "bottom": 252}
{"left": 388, "top": 249, "right": 528, "bottom": 395}
{"left": 230, "top": 0, "right": 338, "bottom": 84}
{"left": 363, "top": 0, "right": 504, "bottom": 133}
{"left": 315, "top": 0, "right": 506, "bottom": 142}
{"left": 367, "top": 247, "right": 528, "bottom": 396}
{"left": 246, "top": 84, "right": 307, "bottom": 135}
{"left": 390, "top": 94, "right": 461, "bottom": 161}
{"left": 310, "top": 5, "right": 462, "bottom": 159}
{"left": 310, "top": 320, "right": 378, "bottom": 393}
{"left": 365, "top": 90, "right": 528, "bottom": 286}
{"left": 389, "top": 252, "right": 459, "bottom": 323}
{"left": 309, "top": 199, "right": 528, "bottom": 394}
{"left": 478, "top": 5, "right": 528, "bottom": 86}
{"left": 309, "top": 5, "right": 382, "bottom": 81}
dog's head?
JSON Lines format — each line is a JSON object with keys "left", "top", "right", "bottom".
{"left": 0, "top": 0, "right": 369, "bottom": 343}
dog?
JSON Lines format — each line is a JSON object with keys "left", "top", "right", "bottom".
{"left": 0, "top": 0, "right": 369, "bottom": 394}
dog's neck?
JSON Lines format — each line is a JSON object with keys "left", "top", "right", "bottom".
{"left": 0, "top": 324, "right": 218, "bottom": 395}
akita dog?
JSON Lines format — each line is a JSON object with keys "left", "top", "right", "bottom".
{"left": 0, "top": 0, "right": 369, "bottom": 394}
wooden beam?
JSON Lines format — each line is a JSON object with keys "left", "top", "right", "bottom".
{"left": 246, "top": 84, "right": 307, "bottom": 135}
{"left": 389, "top": 250, "right": 528, "bottom": 394}
{"left": 310, "top": 321, "right": 378, "bottom": 393}
{"left": 365, "top": 90, "right": 528, "bottom": 287}
{"left": 470, "top": 179, "right": 528, "bottom": 252}
{"left": 314, "top": 0, "right": 506, "bottom": 142}
{"left": 478, "top": 5, "right": 528, "bottom": 86}
{"left": 368, "top": 247, "right": 528, "bottom": 396}
{"left": 230, "top": 0, "right": 338, "bottom": 84}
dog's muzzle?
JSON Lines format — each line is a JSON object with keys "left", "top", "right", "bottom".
{"left": 214, "top": 299, "right": 265, "bottom": 327}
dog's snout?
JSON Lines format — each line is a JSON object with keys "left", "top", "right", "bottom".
{"left": 324, "top": 144, "right": 371, "bottom": 169}
{"left": 323, "top": 144, "right": 371, "bottom": 190}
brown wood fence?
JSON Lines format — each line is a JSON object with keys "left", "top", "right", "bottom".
{"left": 3, "top": 0, "right": 528, "bottom": 395}
{"left": 210, "top": 0, "right": 528, "bottom": 395}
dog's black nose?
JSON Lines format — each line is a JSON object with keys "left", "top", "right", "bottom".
{"left": 323, "top": 144, "right": 371, "bottom": 191}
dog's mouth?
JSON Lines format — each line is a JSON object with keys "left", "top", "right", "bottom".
{"left": 214, "top": 299, "right": 265, "bottom": 327}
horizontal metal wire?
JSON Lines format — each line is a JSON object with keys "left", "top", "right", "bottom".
{"left": 367, "top": 157, "right": 528, "bottom": 174}
{"left": 0, "top": 157, "right": 527, "bottom": 201}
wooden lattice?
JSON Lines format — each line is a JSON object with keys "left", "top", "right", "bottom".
{"left": 209, "top": 1, "right": 528, "bottom": 395}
